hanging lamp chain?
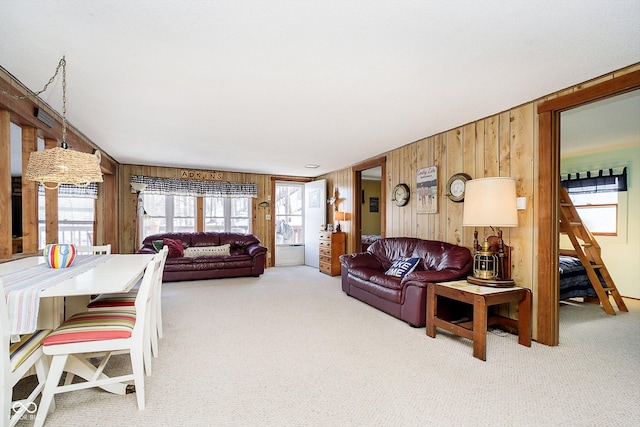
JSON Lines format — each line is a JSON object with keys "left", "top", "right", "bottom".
{"left": 61, "top": 56, "right": 68, "bottom": 148}
{"left": 1, "top": 55, "right": 68, "bottom": 147}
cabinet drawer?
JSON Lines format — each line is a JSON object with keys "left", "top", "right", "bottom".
{"left": 319, "top": 263, "right": 332, "bottom": 274}
{"left": 318, "top": 231, "right": 345, "bottom": 276}
{"left": 319, "top": 231, "right": 333, "bottom": 240}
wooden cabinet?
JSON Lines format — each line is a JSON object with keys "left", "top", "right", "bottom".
{"left": 319, "top": 231, "right": 345, "bottom": 276}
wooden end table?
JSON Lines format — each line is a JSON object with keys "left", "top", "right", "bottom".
{"left": 426, "top": 280, "right": 532, "bottom": 361}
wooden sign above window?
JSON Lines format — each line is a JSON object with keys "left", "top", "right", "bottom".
{"left": 179, "top": 170, "right": 224, "bottom": 181}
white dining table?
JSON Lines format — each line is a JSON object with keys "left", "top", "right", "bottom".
{"left": 0, "top": 253, "right": 155, "bottom": 395}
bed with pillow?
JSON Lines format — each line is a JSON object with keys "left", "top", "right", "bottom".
{"left": 361, "top": 234, "right": 382, "bottom": 251}
{"left": 559, "top": 255, "right": 600, "bottom": 301}
{"left": 138, "top": 232, "right": 267, "bottom": 282}
{"left": 339, "top": 237, "right": 473, "bottom": 327}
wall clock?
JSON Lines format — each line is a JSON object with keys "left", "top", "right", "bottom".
{"left": 446, "top": 173, "right": 472, "bottom": 202}
{"left": 392, "top": 183, "right": 410, "bottom": 207}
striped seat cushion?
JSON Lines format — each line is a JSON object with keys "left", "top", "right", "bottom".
{"left": 87, "top": 292, "right": 137, "bottom": 308}
{"left": 9, "top": 329, "right": 51, "bottom": 372}
{"left": 43, "top": 311, "right": 137, "bottom": 346}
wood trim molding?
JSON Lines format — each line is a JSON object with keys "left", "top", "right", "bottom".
{"left": 538, "top": 70, "right": 640, "bottom": 113}
{"left": 21, "top": 126, "right": 38, "bottom": 253}
{"left": 352, "top": 157, "right": 386, "bottom": 252}
{"left": 0, "top": 110, "right": 11, "bottom": 259}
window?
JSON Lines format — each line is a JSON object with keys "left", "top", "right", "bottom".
{"left": 58, "top": 196, "right": 96, "bottom": 244}
{"left": 142, "top": 194, "right": 249, "bottom": 238}
{"left": 142, "top": 194, "right": 196, "bottom": 236}
{"left": 275, "top": 183, "right": 304, "bottom": 245}
{"left": 172, "top": 195, "right": 196, "bottom": 232}
{"left": 37, "top": 183, "right": 98, "bottom": 249}
{"left": 562, "top": 167, "right": 627, "bottom": 236}
{"left": 567, "top": 192, "right": 618, "bottom": 235}
{"left": 204, "top": 197, "right": 251, "bottom": 233}
{"left": 133, "top": 175, "right": 257, "bottom": 240}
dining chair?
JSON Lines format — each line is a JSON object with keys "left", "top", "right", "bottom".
{"left": 33, "top": 255, "right": 162, "bottom": 427}
{"left": 75, "top": 244, "right": 112, "bottom": 255}
{"left": 1, "top": 279, "right": 52, "bottom": 427}
{"left": 87, "top": 246, "right": 168, "bottom": 360}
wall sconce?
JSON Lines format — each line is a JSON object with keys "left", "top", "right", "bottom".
{"left": 327, "top": 188, "right": 342, "bottom": 211}
{"left": 462, "top": 177, "right": 518, "bottom": 286}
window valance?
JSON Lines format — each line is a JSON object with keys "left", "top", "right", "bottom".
{"left": 131, "top": 175, "right": 258, "bottom": 198}
{"left": 561, "top": 167, "right": 627, "bottom": 194}
{"left": 38, "top": 182, "right": 98, "bottom": 199}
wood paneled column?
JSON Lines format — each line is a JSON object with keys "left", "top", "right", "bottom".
{"left": 21, "top": 126, "right": 39, "bottom": 253}
{"left": 0, "top": 110, "right": 11, "bottom": 259}
{"left": 44, "top": 138, "right": 59, "bottom": 245}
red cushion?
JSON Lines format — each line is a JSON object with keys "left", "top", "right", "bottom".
{"left": 87, "top": 293, "right": 136, "bottom": 308}
{"left": 163, "top": 238, "right": 184, "bottom": 258}
{"left": 43, "top": 311, "right": 136, "bottom": 346}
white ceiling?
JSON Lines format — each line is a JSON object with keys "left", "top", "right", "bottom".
{"left": 2, "top": 1, "right": 639, "bottom": 178}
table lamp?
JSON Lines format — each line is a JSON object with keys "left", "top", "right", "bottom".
{"left": 335, "top": 211, "right": 346, "bottom": 232}
{"left": 462, "top": 177, "right": 518, "bottom": 286}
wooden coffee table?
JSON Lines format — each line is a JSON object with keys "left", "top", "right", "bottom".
{"left": 426, "top": 280, "right": 532, "bottom": 361}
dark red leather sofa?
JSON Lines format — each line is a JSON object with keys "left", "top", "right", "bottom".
{"left": 138, "top": 232, "right": 267, "bottom": 282}
{"left": 339, "top": 237, "right": 472, "bottom": 327}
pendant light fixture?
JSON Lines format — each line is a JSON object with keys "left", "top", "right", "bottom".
{"left": 23, "top": 56, "right": 103, "bottom": 189}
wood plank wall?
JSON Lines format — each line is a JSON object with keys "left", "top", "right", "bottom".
{"left": 320, "top": 103, "right": 535, "bottom": 277}
{"left": 317, "top": 105, "right": 537, "bottom": 332}
{"left": 319, "top": 62, "right": 639, "bottom": 340}
{"left": 118, "top": 164, "right": 304, "bottom": 267}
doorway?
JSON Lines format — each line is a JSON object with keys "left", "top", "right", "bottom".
{"left": 360, "top": 167, "right": 382, "bottom": 250}
{"left": 274, "top": 181, "right": 305, "bottom": 266}
{"left": 353, "top": 157, "right": 386, "bottom": 253}
{"left": 536, "top": 69, "right": 640, "bottom": 345}
{"left": 559, "top": 90, "right": 640, "bottom": 304}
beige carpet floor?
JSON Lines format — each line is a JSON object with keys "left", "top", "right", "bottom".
{"left": 15, "top": 266, "right": 640, "bottom": 426}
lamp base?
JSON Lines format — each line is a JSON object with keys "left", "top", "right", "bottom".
{"left": 466, "top": 275, "right": 515, "bottom": 288}
{"left": 472, "top": 230, "right": 512, "bottom": 281}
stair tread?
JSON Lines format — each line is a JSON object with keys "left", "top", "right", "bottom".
{"left": 560, "top": 187, "right": 625, "bottom": 313}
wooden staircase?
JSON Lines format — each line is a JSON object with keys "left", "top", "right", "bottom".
{"left": 559, "top": 187, "right": 628, "bottom": 315}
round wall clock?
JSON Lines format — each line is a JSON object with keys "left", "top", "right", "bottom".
{"left": 446, "top": 173, "right": 472, "bottom": 202}
{"left": 392, "top": 183, "right": 410, "bottom": 207}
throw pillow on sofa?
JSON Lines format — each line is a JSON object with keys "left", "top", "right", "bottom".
{"left": 385, "top": 257, "right": 420, "bottom": 278}
{"left": 163, "top": 238, "right": 184, "bottom": 258}
{"left": 184, "top": 244, "right": 231, "bottom": 257}
{"left": 152, "top": 239, "right": 164, "bottom": 252}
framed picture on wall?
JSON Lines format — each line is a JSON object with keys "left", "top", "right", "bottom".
{"left": 369, "top": 197, "right": 379, "bottom": 212}
{"left": 417, "top": 166, "right": 438, "bottom": 214}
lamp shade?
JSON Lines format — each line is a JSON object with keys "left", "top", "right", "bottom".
{"left": 131, "top": 182, "right": 148, "bottom": 193}
{"left": 335, "top": 211, "right": 346, "bottom": 221}
{"left": 25, "top": 147, "right": 103, "bottom": 189}
{"left": 462, "top": 177, "right": 518, "bottom": 227}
